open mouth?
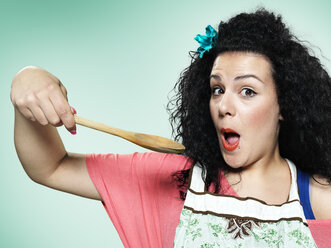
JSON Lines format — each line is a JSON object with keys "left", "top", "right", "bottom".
{"left": 221, "top": 128, "right": 240, "bottom": 151}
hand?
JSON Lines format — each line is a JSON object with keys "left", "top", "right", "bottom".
{"left": 10, "top": 66, "right": 76, "bottom": 134}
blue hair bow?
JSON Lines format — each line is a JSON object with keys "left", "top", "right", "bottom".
{"left": 194, "top": 25, "right": 218, "bottom": 58}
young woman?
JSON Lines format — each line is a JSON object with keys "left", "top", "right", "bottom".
{"left": 11, "top": 8, "right": 330, "bottom": 247}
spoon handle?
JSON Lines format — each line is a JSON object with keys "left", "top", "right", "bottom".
{"left": 74, "top": 116, "right": 130, "bottom": 138}
{"left": 74, "top": 115, "right": 185, "bottom": 154}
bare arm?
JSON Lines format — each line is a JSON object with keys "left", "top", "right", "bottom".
{"left": 11, "top": 66, "right": 101, "bottom": 200}
{"left": 14, "top": 106, "right": 67, "bottom": 182}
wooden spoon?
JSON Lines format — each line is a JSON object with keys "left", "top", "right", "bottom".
{"left": 74, "top": 116, "right": 185, "bottom": 154}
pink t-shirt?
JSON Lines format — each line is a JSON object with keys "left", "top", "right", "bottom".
{"left": 86, "top": 152, "right": 331, "bottom": 248}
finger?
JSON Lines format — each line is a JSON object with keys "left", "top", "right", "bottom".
{"left": 15, "top": 99, "right": 37, "bottom": 121}
{"left": 70, "top": 106, "right": 77, "bottom": 115}
{"left": 53, "top": 82, "right": 67, "bottom": 125}
{"left": 49, "top": 89, "right": 76, "bottom": 133}
{"left": 27, "top": 104, "right": 49, "bottom": 126}
{"left": 17, "top": 106, "right": 36, "bottom": 122}
{"left": 37, "top": 95, "right": 64, "bottom": 127}
{"left": 59, "top": 83, "right": 68, "bottom": 101}
{"left": 53, "top": 120, "right": 64, "bottom": 127}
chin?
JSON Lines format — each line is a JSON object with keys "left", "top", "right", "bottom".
{"left": 222, "top": 153, "right": 245, "bottom": 169}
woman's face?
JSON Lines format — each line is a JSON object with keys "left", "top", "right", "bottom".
{"left": 209, "top": 52, "right": 283, "bottom": 169}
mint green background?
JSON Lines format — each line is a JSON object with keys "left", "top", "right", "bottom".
{"left": 1, "top": 0, "right": 330, "bottom": 247}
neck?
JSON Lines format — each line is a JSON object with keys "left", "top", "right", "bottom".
{"left": 224, "top": 146, "right": 292, "bottom": 204}
{"left": 226, "top": 145, "right": 288, "bottom": 181}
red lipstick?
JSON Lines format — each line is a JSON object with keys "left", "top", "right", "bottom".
{"left": 221, "top": 128, "right": 240, "bottom": 151}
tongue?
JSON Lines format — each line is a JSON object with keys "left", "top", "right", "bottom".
{"left": 227, "top": 134, "right": 239, "bottom": 145}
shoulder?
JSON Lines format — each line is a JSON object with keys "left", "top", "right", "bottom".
{"left": 310, "top": 175, "right": 331, "bottom": 219}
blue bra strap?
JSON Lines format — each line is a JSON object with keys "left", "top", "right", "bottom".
{"left": 297, "top": 169, "right": 315, "bottom": 220}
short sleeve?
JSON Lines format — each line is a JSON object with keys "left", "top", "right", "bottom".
{"left": 85, "top": 152, "right": 192, "bottom": 248}
{"left": 307, "top": 219, "right": 331, "bottom": 248}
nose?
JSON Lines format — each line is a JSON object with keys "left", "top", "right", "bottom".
{"left": 218, "top": 91, "right": 236, "bottom": 117}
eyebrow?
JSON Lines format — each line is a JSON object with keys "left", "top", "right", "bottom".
{"left": 209, "top": 74, "right": 264, "bottom": 84}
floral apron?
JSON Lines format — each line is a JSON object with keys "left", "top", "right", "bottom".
{"left": 174, "top": 159, "right": 317, "bottom": 247}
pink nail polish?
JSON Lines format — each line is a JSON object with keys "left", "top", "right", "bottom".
{"left": 70, "top": 130, "right": 77, "bottom": 135}
{"left": 71, "top": 107, "right": 77, "bottom": 115}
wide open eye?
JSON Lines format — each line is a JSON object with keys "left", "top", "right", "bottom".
{"left": 241, "top": 88, "right": 256, "bottom": 98}
{"left": 211, "top": 87, "right": 224, "bottom": 96}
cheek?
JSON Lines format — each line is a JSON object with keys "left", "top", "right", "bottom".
{"left": 245, "top": 103, "right": 280, "bottom": 131}
{"left": 250, "top": 107, "right": 269, "bottom": 126}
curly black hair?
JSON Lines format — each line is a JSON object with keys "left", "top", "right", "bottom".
{"left": 167, "top": 8, "right": 331, "bottom": 199}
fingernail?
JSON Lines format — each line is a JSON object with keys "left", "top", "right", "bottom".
{"left": 71, "top": 107, "right": 77, "bottom": 115}
{"left": 70, "top": 130, "right": 77, "bottom": 135}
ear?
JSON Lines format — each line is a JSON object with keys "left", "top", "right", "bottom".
{"left": 279, "top": 114, "right": 284, "bottom": 121}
